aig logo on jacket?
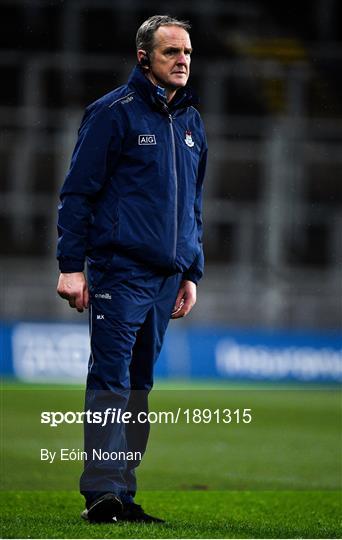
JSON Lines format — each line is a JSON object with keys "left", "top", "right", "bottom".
{"left": 138, "top": 134, "right": 156, "bottom": 145}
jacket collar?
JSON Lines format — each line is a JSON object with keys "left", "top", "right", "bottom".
{"left": 127, "top": 65, "right": 198, "bottom": 113}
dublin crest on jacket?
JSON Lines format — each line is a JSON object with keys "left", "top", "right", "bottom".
{"left": 184, "top": 130, "right": 194, "bottom": 147}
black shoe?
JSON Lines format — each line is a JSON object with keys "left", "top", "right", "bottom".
{"left": 81, "top": 493, "right": 123, "bottom": 523}
{"left": 120, "top": 502, "right": 164, "bottom": 523}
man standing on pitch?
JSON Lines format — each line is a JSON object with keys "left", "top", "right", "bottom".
{"left": 57, "top": 15, "right": 207, "bottom": 523}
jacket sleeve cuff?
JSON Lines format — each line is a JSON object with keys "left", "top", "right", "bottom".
{"left": 182, "top": 275, "right": 199, "bottom": 285}
{"left": 58, "top": 258, "right": 85, "bottom": 273}
{"left": 183, "top": 249, "right": 204, "bottom": 285}
{"left": 182, "top": 268, "right": 202, "bottom": 286}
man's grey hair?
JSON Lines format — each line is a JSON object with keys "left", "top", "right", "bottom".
{"left": 136, "top": 15, "right": 191, "bottom": 55}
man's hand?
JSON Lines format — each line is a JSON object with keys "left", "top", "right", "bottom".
{"left": 57, "top": 272, "right": 89, "bottom": 313}
{"left": 171, "top": 280, "right": 197, "bottom": 319}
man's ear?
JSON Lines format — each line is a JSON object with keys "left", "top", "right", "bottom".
{"left": 137, "top": 49, "right": 150, "bottom": 68}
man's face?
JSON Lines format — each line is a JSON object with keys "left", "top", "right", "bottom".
{"left": 146, "top": 25, "right": 192, "bottom": 91}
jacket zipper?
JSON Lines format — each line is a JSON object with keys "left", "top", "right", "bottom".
{"left": 168, "top": 114, "right": 178, "bottom": 262}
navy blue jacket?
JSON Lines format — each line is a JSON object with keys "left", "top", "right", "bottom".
{"left": 57, "top": 66, "right": 207, "bottom": 284}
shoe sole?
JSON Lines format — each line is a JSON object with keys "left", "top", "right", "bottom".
{"left": 86, "top": 495, "right": 123, "bottom": 523}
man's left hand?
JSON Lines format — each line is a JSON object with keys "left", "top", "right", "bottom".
{"left": 171, "top": 280, "right": 197, "bottom": 319}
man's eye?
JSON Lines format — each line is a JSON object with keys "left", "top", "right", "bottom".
{"left": 164, "top": 49, "right": 192, "bottom": 56}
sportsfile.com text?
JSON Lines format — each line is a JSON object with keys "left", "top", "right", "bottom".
{"left": 41, "top": 408, "right": 253, "bottom": 427}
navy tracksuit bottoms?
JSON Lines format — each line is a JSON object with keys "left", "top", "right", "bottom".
{"left": 80, "top": 251, "right": 182, "bottom": 505}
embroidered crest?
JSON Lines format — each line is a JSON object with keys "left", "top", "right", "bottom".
{"left": 184, "top": 130, "right": 194, "bottom": 148}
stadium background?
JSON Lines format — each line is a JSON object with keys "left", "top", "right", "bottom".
{"left": 0, "top": 1, "right": 341, "bottom": 538}
{"left": 0, "top": 0, "right": 341, "bottom": 382}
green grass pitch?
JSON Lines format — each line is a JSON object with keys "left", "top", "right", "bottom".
{"left": 0, "top": 381, "right": 341, "bottom": 538}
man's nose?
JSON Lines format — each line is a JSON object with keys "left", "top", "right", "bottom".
{"left": 176, "top": 52, "right": 188, "bottom": 64}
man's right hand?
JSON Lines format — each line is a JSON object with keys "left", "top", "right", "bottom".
{"left": 57, "top": 272, "right": 89, "bottom": 313}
